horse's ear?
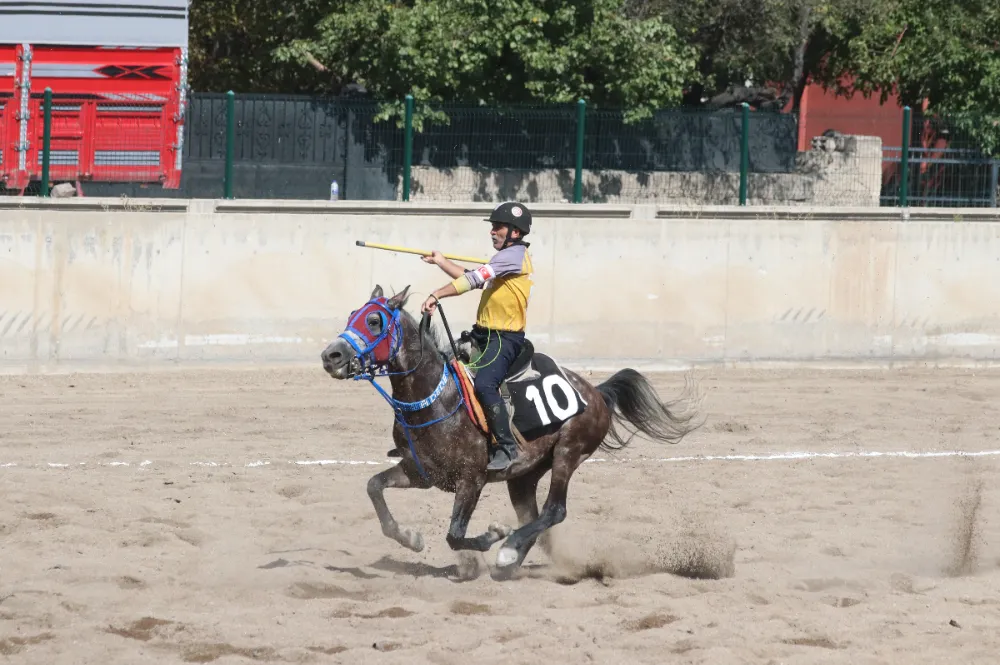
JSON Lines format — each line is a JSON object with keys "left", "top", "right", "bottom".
{"left": 370, "top": 285, "right": 383, "bottom": 299}
{"left": 386, "top": 285, "right": 411, "bottom": 310}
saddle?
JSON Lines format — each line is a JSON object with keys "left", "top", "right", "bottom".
{"left": 453, "top": 338, "right": 534, "bottom": 440}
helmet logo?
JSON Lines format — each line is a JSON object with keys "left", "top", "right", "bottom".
{"left": 511, "top": 206, "right": 523, "bottom": 217}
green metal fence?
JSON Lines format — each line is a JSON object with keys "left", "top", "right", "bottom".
{"left": 22, "top": 90, "right": 1000, "bottom": 208}
{"left": 882, "top": 110, "right": 999, "bottom": 207}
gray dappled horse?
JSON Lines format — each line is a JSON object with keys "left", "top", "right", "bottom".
{"left": 321, "top": 285, "right": 701, "bottom": 580}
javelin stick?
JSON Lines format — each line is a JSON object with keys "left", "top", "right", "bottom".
{"left": 355, "top": 240, "right": 488, "bottom": 265}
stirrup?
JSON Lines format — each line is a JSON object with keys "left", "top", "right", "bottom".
{"left": 487, "top": 444, "right": 518, "bottom": 470}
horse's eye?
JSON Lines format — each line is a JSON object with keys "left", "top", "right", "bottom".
{"left": 367, "top": 313, "right": 381, "bottom": 329}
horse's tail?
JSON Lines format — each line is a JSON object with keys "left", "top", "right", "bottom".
{"left": 596, "top": 368, "right": 703, "bottom": 451}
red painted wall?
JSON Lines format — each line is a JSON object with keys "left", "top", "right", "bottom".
{"left": 791, "top": 78, "right": 907, "bottom": 152}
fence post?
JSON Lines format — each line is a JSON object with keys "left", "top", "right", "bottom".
{"left": 403, "top": 94, "right": 414, "bottom": 202}
{"left": 41, "top": 87, "right": 52, "bottom": 197}
{"left": 899, "top": 106, "right": 911, "bottom": 208}
{"left": 990, "top": 160, "right": 999, "bottom": 208}
{"left": 574, "top": 99, "right": 585, "bottom": 203}
{"left": 739, "top": 102, "right": 750, "bottom": 205}
{"left": 224, "top": 90, "right": 235, "bottom": 199}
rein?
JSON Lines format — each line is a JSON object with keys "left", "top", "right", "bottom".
{"left": 337, "top": 298, "right": 466, "bottom": 481}
{"left": 432, "top": 296, "right": 462, "bottom": 360}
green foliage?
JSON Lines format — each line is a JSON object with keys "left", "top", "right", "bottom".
{"left": 273, "top": 0, "right": 697, "bottom": 125}
{"left": 821, "top": 0, "right": 1000, "bottom": 155}
{"left": 628, "top": 0, "right": 876, "bottom": 107}
{"left": 188, "top": 0, "right": 1000, "bottom": 155}
{"left": 188, "top": 0, "right": 330, "bottom": 92}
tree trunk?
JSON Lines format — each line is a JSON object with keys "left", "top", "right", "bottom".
{"left": 786, "top": 3, "right": 813, "bottom": 112}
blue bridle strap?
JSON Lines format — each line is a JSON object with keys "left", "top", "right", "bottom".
{"left": 368, "top": 360, "right": 451, "bottom": 412}
{"left": 337, "top": 298, "right": 464, "bottom": 482}
{"left": 367, "top": 362, "right": 464, "bottom": 481}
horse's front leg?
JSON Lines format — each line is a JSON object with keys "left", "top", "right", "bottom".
{"left": 367, "top": 459, "right": 430, "bottom": 552}
{"left": 445, "top": 475, "right": 512, "bottom": 552}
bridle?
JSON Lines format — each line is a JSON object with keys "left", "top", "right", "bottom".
{"left": 335, "top": 296, "right": 465, "bottom": 481}
{"left": 337, "top": 296, "right": 408, "bottom": 380}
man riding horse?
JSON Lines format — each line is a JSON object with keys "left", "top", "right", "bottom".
{"left": 420, "top": 201, "right": 534, "bottom": 472}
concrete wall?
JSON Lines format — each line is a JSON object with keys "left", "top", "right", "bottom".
{"left": 407, "top": 135, "right": 882, "bottom": 207}
{"left": 1, "top": 197, "right": 1000, "bottom": 374}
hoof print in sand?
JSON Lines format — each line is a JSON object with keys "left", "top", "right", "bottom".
{"left": 285, "top": 582, "right": 367, "bottom": 601}
{"left": 181, "top": 643, "right": 277, "bottom": 663}
{"left": 335, "top": 607, "right": 413, "bottom": 619}
{"left": 450, "top": 600, "right": 491, "bottom": 616}
{"left": 782, "top": 636, "right": 843, "bottom": 650}
{"left": 107, "top": 617, "right": 176, "bottom": 642}
{"left": 308, "top": 646, "right": 348, "bottom": 655}
{"left": 117, "top": 576, "right": 146, "bottom": 590}
{"left": 0, "top": 632, "right": 55, "bottom": 656}
{"left": 623, "top": 612, "right": 679, "bottom": 631}
{"left": 823, "top": 596, "right": 863, "bottom": 608}
{"left": 366, "top": 607, "right": 412, "bottom": 619}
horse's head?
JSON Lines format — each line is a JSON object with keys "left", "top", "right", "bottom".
{"left": 321, "top": 284, "right": 412, "bottom": 380}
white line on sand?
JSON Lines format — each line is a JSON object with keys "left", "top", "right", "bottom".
{"left": 1, "top": 449, "right": 999, "bottom": 469}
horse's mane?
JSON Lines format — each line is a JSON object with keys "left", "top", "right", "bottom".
{"left": 392, "top": 293, "right": 455, "bottom": 361}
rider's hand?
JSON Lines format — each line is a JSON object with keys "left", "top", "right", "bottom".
{"left": 422, "top": 250, "right": 443, "bottom": 265}
{"left": 421, "top": 295, "right": 438, "bottom": 315}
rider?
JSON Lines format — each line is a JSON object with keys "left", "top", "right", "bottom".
{"left": 420, "top": 201, "right": 533, "bottom": 471}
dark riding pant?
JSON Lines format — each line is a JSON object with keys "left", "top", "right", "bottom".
{"left": 471, "top": 327, "right": 525, "bottom": 407}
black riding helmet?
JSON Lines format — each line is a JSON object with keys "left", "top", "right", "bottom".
{"left": 485, "top": 201, "right": 532, "bottom": 237}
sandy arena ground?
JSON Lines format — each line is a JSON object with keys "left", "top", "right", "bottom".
{"left": 1, "top": 364, "right": 999, "bottom": 664}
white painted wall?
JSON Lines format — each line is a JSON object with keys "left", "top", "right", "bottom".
{"left": 1, "top": 199, "right": 999, "bottom": 373}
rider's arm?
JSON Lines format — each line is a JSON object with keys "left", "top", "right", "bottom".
{"left": 449, "top": 245, "right": 525, "bottom": 295}
{"left": 427, "top": 281, "right": 459, "bottom": 302}
{"left": 431, "top": 255, "right": 467, "bottom": 280}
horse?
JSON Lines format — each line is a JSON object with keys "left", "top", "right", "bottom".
{"left": 320, "top": 284, "right": 702, "bottom": 581}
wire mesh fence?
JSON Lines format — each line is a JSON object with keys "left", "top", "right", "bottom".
{"left": 408, "top": 103, "right": 578, "bottom": 202}
{"left": 8, "top": 89, "right": 999, "bottom": 208}
{"left": 181, "top": 93, "right": 404, "bottom": 200}
{"left": 888, "top": 113, "right": 999, "bottom": 207}
{"left": 1, "top": 92, "right": 181, "bottom": 194}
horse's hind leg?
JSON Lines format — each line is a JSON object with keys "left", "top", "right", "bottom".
{"left": 367, "top": 460, "right": 429, "bottom": 552}
{"left": 493, "top": 451, "right": 576, "bottom": 580}
{"left": 501, "top": 464, "right": 549, "bottom": 566}
{"left": 446, "top": 475, "right": 512, "bottom": 552}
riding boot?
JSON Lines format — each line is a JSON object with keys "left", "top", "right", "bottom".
{"left": 485, "top": 402, "right": 519, "bottom": 471}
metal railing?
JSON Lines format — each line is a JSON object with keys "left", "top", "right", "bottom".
{"left": 11, "top": 89, "right": 1000, "bottom": 208}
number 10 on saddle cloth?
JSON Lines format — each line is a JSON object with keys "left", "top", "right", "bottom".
{"left": 454, "top": 351, "right": 588, "bottom": 442}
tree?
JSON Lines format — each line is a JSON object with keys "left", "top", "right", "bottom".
{"left": 273, "top": 0, "right": 698, "bottom": 124}
{"left": 623, "top": 0, "right": 877, "bottom": 111}
{"left": 818, "top": 0, "right": 1000, "bottom": 155}
{"left": 187, "top": 0, "right": 331, "bottom": 93}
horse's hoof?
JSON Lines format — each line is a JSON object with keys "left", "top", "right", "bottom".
{"left": 496, "top": 546, "right": 519, "bottom": 568}
{"left": 488, "top": 522, "right": 512, "bottom": 538}
{"left": 401, "top": 529, "right": 424, "bottom": 552}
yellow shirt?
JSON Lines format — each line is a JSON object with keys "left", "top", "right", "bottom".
{"left": 451, "top": 243, "right": 533, "bottom": 332}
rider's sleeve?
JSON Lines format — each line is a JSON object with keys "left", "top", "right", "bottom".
{"left": 450, "top": 245, "right": 526, "bottom": 294}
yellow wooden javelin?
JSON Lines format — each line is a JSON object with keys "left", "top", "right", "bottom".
{"left": 355, "top": 240, "right": 488, "bottom": 265}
